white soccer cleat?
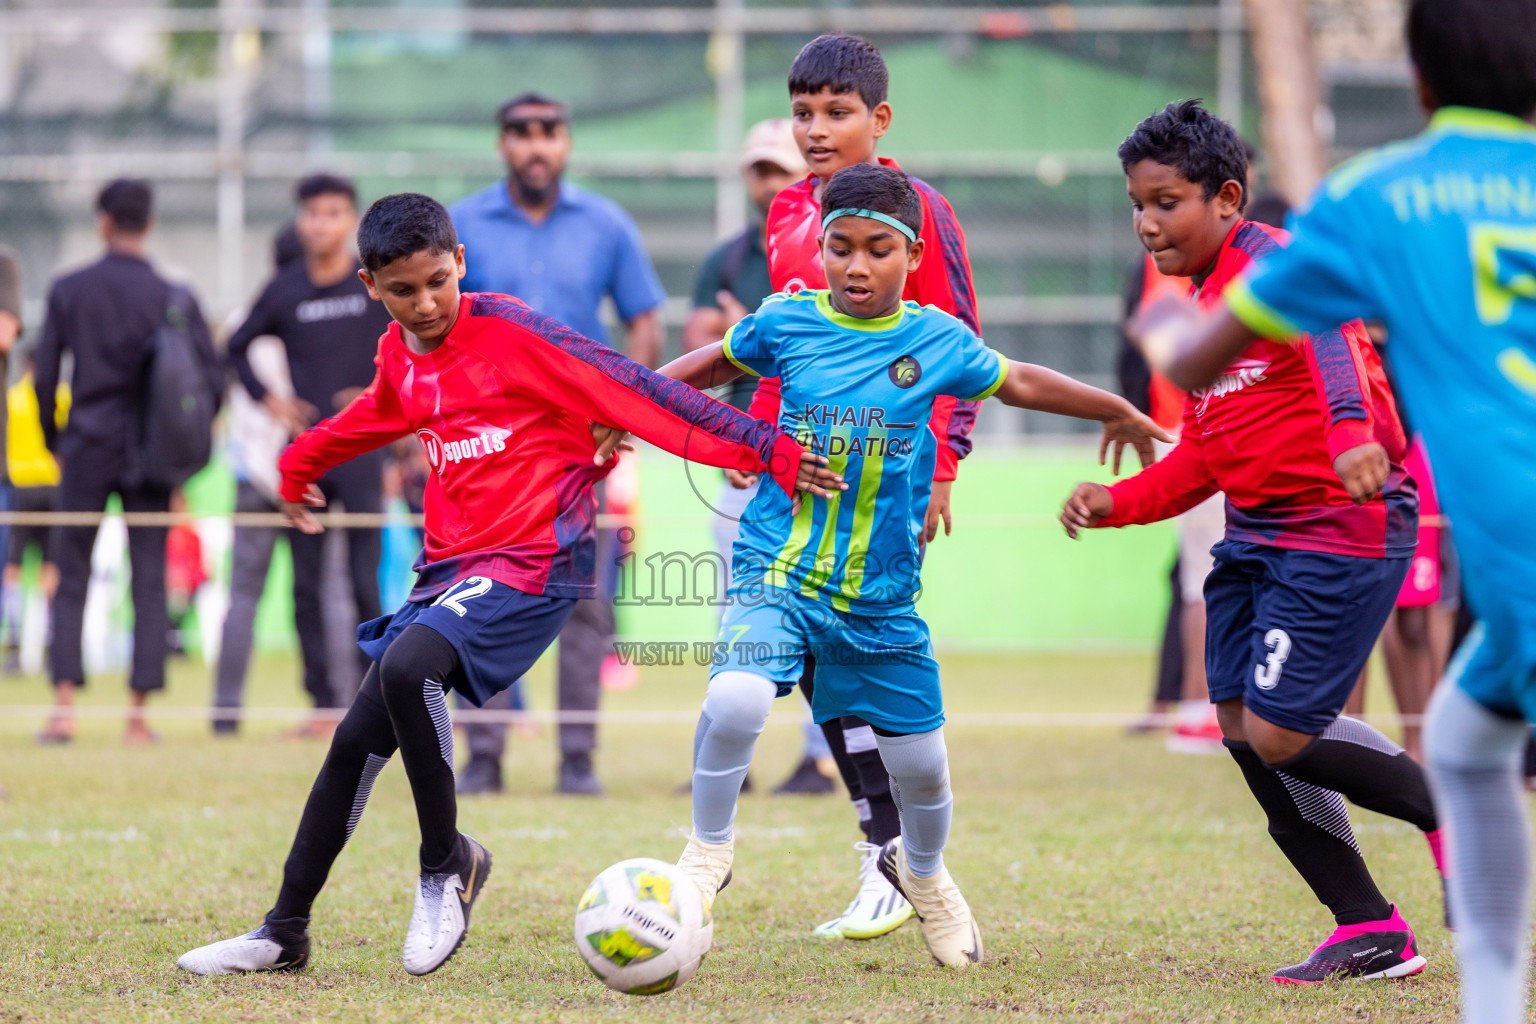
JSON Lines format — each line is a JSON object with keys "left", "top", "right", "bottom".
{"left": 812, "top": 841, "right": 915, "bottom": 939}
{"left": 402, "top": 834, "right": 492, "bottom": 976}
{"left": 877, "top": 837, "right": 983, "bottom": 968}
{"left": 676, "top": 832, "right": 734, "bottom": 912}
{"left": 176, "top": 921, "right": 310, "bottom": 975}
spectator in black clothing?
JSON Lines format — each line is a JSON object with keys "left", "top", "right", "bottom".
{"left": 35, "top": 178, "right": 221, "bottom": 745}
{"left": 225, "top": 173, "right": 392, "bottom": 731}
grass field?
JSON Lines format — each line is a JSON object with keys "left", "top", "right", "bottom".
{"left": 0, "top": 651, "right": 1468, "bottom": 1023}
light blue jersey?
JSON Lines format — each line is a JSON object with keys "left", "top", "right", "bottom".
{"left": 1226, "top": 106, "right": 1536, "bottom": 716}
{"left": 722, "top": 289, "right": 1008, "bottom": 615}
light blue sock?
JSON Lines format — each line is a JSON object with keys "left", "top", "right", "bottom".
{"left": 876, "top": 727, "right": 952, "bottom": 878}
{"left": 1425, "top": 681, "right": 1530, "bottom": 1024}
{"left": 690, "top": 671, "right": 776, "bottom": 844}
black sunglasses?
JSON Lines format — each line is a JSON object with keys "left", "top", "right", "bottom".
{"left": 502, "top": 117, "right": 566, "bottom": 138}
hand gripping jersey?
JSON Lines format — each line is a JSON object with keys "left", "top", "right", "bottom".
{"left": 1102, "top": 220, "right": 1417, "bottom": 559}
{"left": 1224, "top": 106, "right": 1536, "bottom": 713}
{"left": 722, "top": 290, "right": 1008, "bottom": 613}
{"left": 752, "top": 157, "right": 982, "bottom": 481}
{"left": 279, "top": 293, "right": 806, "bottom": 602}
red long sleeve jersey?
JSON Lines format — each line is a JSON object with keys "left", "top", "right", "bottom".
{"left": 278, "top": 293, "right": 806, "bottom": 601}
{"left": 1101, "top": 221, "right": 1418, "bottom": 558}
{"left": 750, "top": 157, "right": 981, "bottom": 482}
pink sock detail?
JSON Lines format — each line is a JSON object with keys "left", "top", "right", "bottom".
{"left": 1317, "top": 905, "right": 1412, "bottom": 952}
{"left": 1425, "top": 828, "right": 1448, "bottom": 878}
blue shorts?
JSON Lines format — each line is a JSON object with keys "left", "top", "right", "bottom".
{"left": 357, "top": 576, "right": 576, "bottom": 707}
{"left": 1204, "top": 539, "right": 1409, "bottom": 734}
{"left": 711, "top": 587, "right": 942, "bottom": 735}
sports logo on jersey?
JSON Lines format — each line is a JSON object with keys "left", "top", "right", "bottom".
{"left": 417, "top": 427, "right": 510, "bottom": 474}
{"left": 889, "top": 355, "right": 922, "bottom": 389}
{"left": 1192, "top": 357, "right": 1269, "bottom": 415}
{"left": 782, "top": 277, "right": 810, "bottom": 295}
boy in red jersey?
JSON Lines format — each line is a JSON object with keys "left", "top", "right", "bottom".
{"left": 1060, "top": 101, "right": 1447, "bottom": 984}
{"left": 734, "top": 32, "right": 985, "bottom": 940}
{"left": 176, "top": 194, "right": 841, "bottom": 979}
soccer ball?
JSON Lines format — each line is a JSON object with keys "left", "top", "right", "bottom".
{"left": 574, "top": 857, "right": 712, "bottom": 995}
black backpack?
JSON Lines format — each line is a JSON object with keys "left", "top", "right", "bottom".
{"left": 131, "top": 286, "right": 217, "bottom": 490}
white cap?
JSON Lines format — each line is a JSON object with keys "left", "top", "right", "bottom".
{"left": 740, "top": 118, "right": 807, "bottom": 175}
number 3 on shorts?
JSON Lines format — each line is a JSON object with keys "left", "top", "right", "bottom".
{"left": 1254, "top": 628, "right": 1292, "bottom": 691}
{"left": 433, "top": 576, "right": 492, "bottom": 617}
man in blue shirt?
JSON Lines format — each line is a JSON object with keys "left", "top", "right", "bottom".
{"left": 450, "top": 92, "right": 667, "bottom": 796}
{"left": 1139, "top": 0, "right": 1536, "bottom": 1015}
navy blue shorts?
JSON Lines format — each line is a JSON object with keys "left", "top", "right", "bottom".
{"left": 356, "top": 576, "right": 576, "bottom": 707}
{"left": 1204, "top": 539, "right": 1410, "bottom": 735}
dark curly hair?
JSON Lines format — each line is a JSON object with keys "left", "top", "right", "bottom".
{"left": 1118, "top": 99, "right": 1249, "bottom": 212}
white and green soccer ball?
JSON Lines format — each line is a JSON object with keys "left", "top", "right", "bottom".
{"left": 574, "top": 857, "right": 712, "bottom": 995}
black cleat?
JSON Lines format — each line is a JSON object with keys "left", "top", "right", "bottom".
{"left": 1271, "top": 905, "right": 1426, "bottom": 984}
{"left": 772, "top": 756, "right": 836, "bottom": 795}
{"left": 558, "top": 752, "right": 604, "bottom": 796}
{"left": 456, "top": 756, "right": 503, "bottom": 796}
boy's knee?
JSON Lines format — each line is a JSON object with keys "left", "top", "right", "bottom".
{"left": 877, "top": 728, "right": 950, "bottom": 796}
{"left": 377, "top": 624, "right": 456, "bottom": 705}
{"left": 701, "top": 671, "right": 776, "bottom": 737}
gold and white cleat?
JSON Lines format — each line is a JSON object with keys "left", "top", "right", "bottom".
{"left": 676, "top": 832, "right": 734, "bottom": 912}
{"left": 876, "top": 836, "right": 982, "bottom": 968}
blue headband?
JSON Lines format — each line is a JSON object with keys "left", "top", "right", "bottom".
{"left": 821, "top": 208, "right": 917, "bottom": 242}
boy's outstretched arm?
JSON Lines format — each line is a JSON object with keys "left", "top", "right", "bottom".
{"left": 504, "top": 311, "right": 842, "bottom": 505}
{"left": 992, "top": 360, "right": 1174, "bottom": 472}
{"left": 1059, "top": 429, "right": 1217, "bottom": 539}
{"left": 590, "top": 341, "right": 747, "bottom": 462}
{"left": 656, "top": 340, "right": 747, "bottom": 393}
{"left": 278, "top": 365, "right": 411, "bottom": 534}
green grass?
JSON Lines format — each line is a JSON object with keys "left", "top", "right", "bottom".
{"left": 0, "top": 653, "right": 1466, "bottom": 1022}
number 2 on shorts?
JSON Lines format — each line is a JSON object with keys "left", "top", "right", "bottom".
{"left": 433, "top": 576, "right": 492, "bottom": 617}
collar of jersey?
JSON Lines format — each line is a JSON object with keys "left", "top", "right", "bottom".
{"left": 1427, "top": 106, "right": 1536, "bottom": 139}
{"left": 814, "top": 290, "right": 907, "bottom": 332}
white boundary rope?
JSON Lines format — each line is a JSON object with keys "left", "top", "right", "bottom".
{"left": 0, "top": 510, "right": 1451, "bottom": 529}
{"left": 0, "top": 704, "right": 1429, "bottom": 727}
{"left": 0, "top": 510, "right": 1085, "bottom": 528}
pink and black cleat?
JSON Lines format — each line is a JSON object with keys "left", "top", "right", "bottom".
{"left": 1270, "top": 905, "right": 1426, "bottom": 984}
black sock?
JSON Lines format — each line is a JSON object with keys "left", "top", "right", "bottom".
{"left": 800, "top": 660, "right": 900, "bottom": 845}
{"left": 804, "top": 658, "right": 871, "bottom": 841}
{"left": 271, "top": 665, "right": 398, "bottom": 922}
{"left": 841, "top": 718, "right": 901, "bottom": 845}
{"left": 377, "top": 624, "right": 462, "bottom": 869}
{"left": 1268, "top": 717, "right": 1438, "bottom": 833}
{"left": 261, "top": 913, "right": 311, "bottom": 941}
{"left": 1226, "top": 739, "right": 1392, "bottom": 925}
